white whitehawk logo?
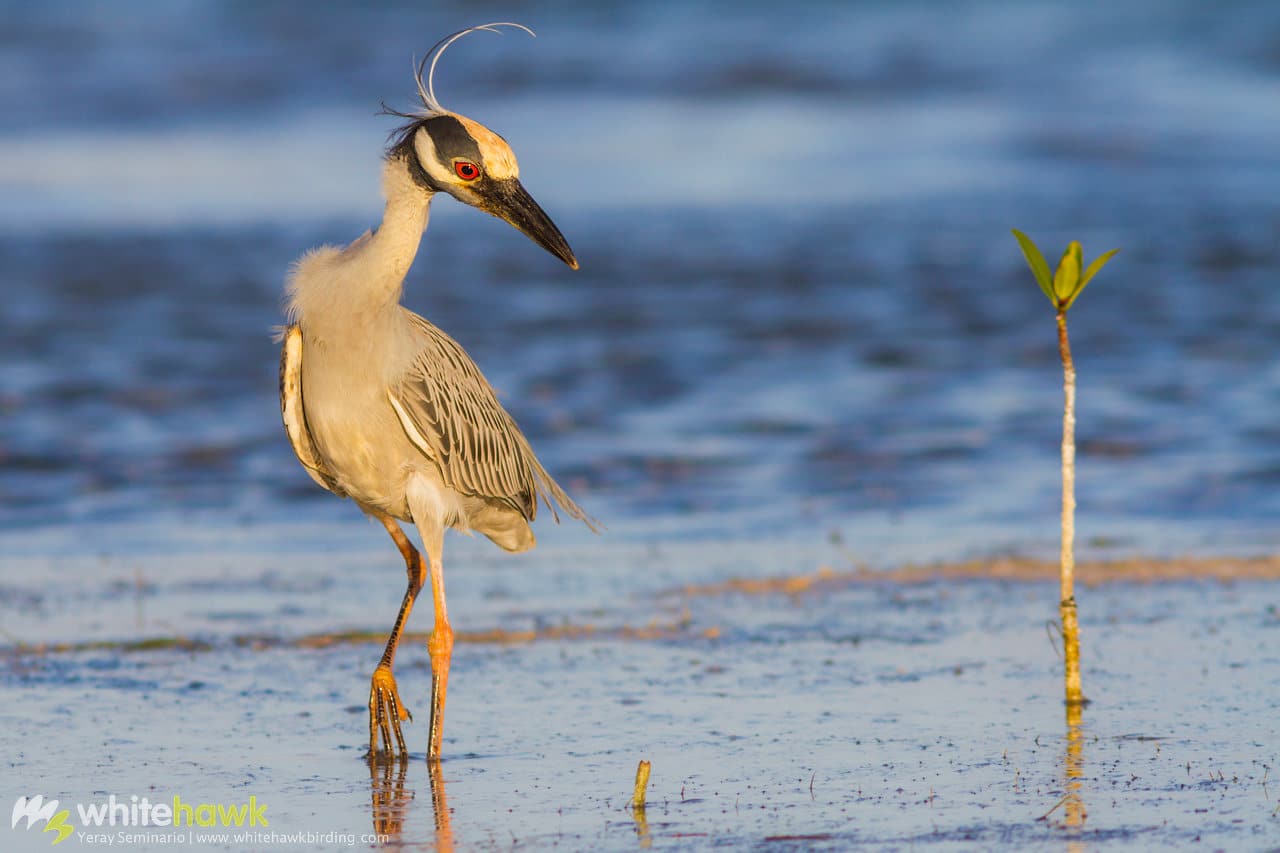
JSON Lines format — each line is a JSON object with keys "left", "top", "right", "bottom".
{"left": 11, "top": 796, "right": 73, "bottom": 845}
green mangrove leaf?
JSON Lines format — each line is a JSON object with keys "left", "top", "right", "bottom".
{"left": 1011, "top": 229, "right": 1054, "bottom": 304}
{"left": 1062, "top": 247, "right": 1119, "bottom": 311}
{"left": 1080, "top": 248, "right": 1120, "bottom": 290}
{"left": 1053, "top": 241, "right": 1082, "bottom": 307}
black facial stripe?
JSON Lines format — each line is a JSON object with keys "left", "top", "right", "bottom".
{"left": 423, "top": 115, "right": 483, "bottom": 169}
{"left": 404, "top": 148, "right": 438, "bottom": 191}
{"left": 387, "top": 120, "right": 440, "bottom": 191}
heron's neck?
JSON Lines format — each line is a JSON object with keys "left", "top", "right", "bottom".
{"left": 287, "top": 157, "right": 433, "bottom": 336}
{"left": 364, "top": 156, "right": 433, "bottom": 291}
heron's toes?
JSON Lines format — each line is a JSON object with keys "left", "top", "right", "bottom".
{"left": 367, "top": 666, "right": 412, "bottom": 757}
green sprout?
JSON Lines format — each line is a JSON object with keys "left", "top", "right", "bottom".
{"left": 1013, "top": 230, "right": 1119, "bottom": 314}
{"left": 1011, "top": 229, "right": 1118, "bottom": 708}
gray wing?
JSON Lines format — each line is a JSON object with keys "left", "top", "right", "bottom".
{"left": 387, "top": 312, "right": 596, "bottom": 529}
{"left": 279, "top": 324, "right": 347, "bottom": 497}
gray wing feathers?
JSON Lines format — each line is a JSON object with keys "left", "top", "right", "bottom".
{"left": 279, "top": 324, "right": 347, "bottom": 497}
{"left": 394, "top": 313, "right": 596, "bottom": 529}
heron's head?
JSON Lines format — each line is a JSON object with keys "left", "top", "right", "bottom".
{"left": 385, "top": 23, "right": 577, "bottom": 270}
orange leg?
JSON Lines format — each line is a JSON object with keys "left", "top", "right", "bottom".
{"left": 367, "top": 515, "right": 426, "bottom": 758}
{"left": 425, "top": 543, "right": 453, "bottom": 761}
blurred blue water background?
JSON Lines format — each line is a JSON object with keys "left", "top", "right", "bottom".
{"left": 1, "top": 0, "right": 1278, "bottom": 560}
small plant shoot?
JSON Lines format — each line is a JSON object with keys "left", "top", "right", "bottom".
{"left": 1011, "top": 229, "right": 1118, "bottom": 708}
{"left": 1012, "top": 230, "right": 1118, "bottom": 313}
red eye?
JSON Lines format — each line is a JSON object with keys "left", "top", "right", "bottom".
{"left": 454, "top": 161, "right": 480, "bottom": 180}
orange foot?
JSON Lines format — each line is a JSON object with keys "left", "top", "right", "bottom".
{"left": 368, "top": 665, "right": 412, "bottom": 757}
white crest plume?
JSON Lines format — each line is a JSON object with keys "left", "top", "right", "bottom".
{"left": 413, "top": 22, "right": 536, "bottom": 116}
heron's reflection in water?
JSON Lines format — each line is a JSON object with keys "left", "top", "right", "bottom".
{"left": 367, "top": 755, "right": 413, "bottom": 839}
{"left": 426, "top": 762, "right": 456, "bottom": 853}
{"left": 366, "top": 756, "right": 455, "bottom": 851}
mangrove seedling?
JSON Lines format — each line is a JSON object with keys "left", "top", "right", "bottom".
{"left": 632, "top": 759, "right": 652, "bottom": 811}
{"left": 1012, "top": 229, "right": 1119, "bottom": 707}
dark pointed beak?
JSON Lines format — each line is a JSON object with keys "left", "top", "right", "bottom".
{"left": 480, "top": 178, "right": 578, "bottom": 270}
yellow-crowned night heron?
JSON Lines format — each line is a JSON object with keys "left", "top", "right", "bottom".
{"left": 279, "top": 23, "right": 594, "bottom": 760}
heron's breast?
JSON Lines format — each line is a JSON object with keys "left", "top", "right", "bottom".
{"left": 302, "top": 372, "right": 418, "bottom": 504}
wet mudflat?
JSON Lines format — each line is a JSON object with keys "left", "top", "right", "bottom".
{"left": 3, "top": 538, "right": 1278, "bottom": 851}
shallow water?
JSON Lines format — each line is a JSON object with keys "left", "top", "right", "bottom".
{"left": 3, "top": 545, "right": 1279, "bottom": 850}
{"left": 2, "top": 1, "right": 1280, "bottom": 850}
